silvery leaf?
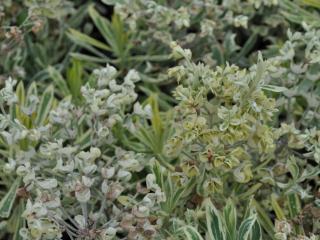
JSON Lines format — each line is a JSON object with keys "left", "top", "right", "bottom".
{"left": 37, "top": 179, "right": 58, "bottom": 189}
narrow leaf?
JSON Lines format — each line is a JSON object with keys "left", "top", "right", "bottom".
{"left": 0, "top": 178, "right": 20, "bottom": 218}
{"left": 287, "top": 193, "right": 301, "bottom": 218}
{"left": 302, "top": 0, "right": 320, "bottom": 9}
{"left": 262, "top": 85, "right": 288, "bottom": 93}
{"left": 205, "top": 199, "right": 225, "bottom": 240}
{"left": 47, "top": 66, "right": 70, "bottom": 96}
{"left": 224, "top": 199, "right": 237, "bottom": 240}
{"left": 237, "top": 214, "right": 257, "bottom": 240}
{"left": 252, "top": 199, "right": 275, "bottom": 239}
{"left": 238, "top": 183, "right": 262, "bottom": 200}
{"left": 235, "top": 33, "right": 257, "bottom": 61}
{"left": 26, "top": 82, "right": 38, "bottom": 99}
{"left": 68, "top": 28, "right": 111, "bottom": 51}
{"left": 88, "top": 5, "right": 118, "bottom": 53}
{"left": 35, "top": 85, "right": 54, "bottom": 126}
{"left": 67, "top": 59, "right": 83, "bottom": 100}
{"left": 251, "top": 221, "right": 262, "bottom": 240}
{"left": 271, "top": 194, "right": 285, "bottom": 220}
{"left": 16, "top": 82, "right": 25, "bottom": 105}
{"left": 181, "top": 226, "right": 204, "bottom": 240}
{"left": 75, "top": 130, "right": 92, "bottom": 149}
{"left": 212, "top": 46, "right": 225, "bottom": 65}
{"left": 13, "top": 200, "right": 25, "bottom": 240}
{"left": 70, "top": 52, "right": 109, "bottom": 63}
{"left": 287, "top": 193, "right": 303, "bottom": 234}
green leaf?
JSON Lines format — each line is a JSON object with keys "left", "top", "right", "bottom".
{"left": 0, "top": 178, "right": 20, "bottom": 218}
{"left": 280, "top": 0, "right": 320, "bottom": 27}
{"left": 88, "top": 5, "right": 129, "bottom": 61}
{"left": 149, "top": 95, "right": 162, "bottom": 138}
{"left": 262, "top": 85, "right": 288, "bottom": 93}
{"left": 26, "top": 82, "right": 38, "bottom": 99}
{"left": 287, "top": 193, "right": 303, "bottom": 234}
{"left": 224, "top": 33, "right": 240, "bottom": 58}
{"left": 67, "top": 59, "right": 83, "bottom": 100}
{"left": 271, "top": 194, "right": 285, "bottom": 220}
{"left": 205, "top": 199, "right": 225, "bottom": 240}
{"left": 146, "top": 95, "right": 165, "bottom": 153}
{"left": 302, "top": 0, "right": 320, "bottom": 9}
{"left": 88, "top": 5, "right": 118, "bottom": 54}
{"left": 0, "top": 221, "right": 7, "bottom": 231}
{"left": 212, "top": 46, "right": 225, "bottom": 66}
{"left": 298, "top": 167, "right": 320, "bottom": 182}
{"left": 47, "top": 66, "right": 70, "bottom": 97}
{"left": 70, "top": 52, "right": 109, "bottom": 63}
{"left": 252, "top": 199, "right": 275, "bottom": 239}
{"left": 287, "top": 157, "right": 299, "bottom": 180}
{"left": 237, "top": 214, "right": 257, "bottom": 240}
{"left": 111, "top": 14, "right": 130, "bottom": 57}
{"left": 251, "top": 221, "right": 262, "bottom": 240}
{"left": 102, "top": 0, "right": 125, "bottom": 5}
{"left": 67, "top": 28, "right": 111, "bottom": 52}
{"left": 75, "top": 130, "right": 92, "bottom": 149}
{"left": 180, "top": 226, "right": 204, "bottom": 240}
{"left": 250, "top": 52, "right": 265, "bottom": 90}
{"left": 152, "top": 161, "right": 164, "bottom": 188}
{"left": 24, "top": 82, "right": 38, "bottom": 123}
{"left": 223, "top": 199, "right": 237, "bottom": 240}
{"left": 12, "top": 201, "right": 25, "bottom": 240}
{"left": 238, "top": 183, "right": 262, "bottom": 200}
{"left": 235, "top": 33, "right": 257, "bottom": 62}
{"left": 35, "top": 85, "right": 54, "bottom": 126}
{"left": 127, "top": 54, "right": 171, "bottom": 62}
{"left": 15, "top": 82, "right": 26, "bottom": 121}
{"left": 9, "top": 103, "right": 17, "bottom": 121}
{"left": 287, "top": 193, "right": 301, "bottom": 218}
{"left": 16, "top": 82, "right": 25, "bottom": 105}
{"left": 169, "top": 187, "right": 185, "bottom": 213}
{"left": 135, "top": 127, "right": 156, "bottom": 151}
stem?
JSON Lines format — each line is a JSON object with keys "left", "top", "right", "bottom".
{"left": 60, "top": 207, "right": 78, "bottom": 227}
{"left": 156, "top": 154, "right": 175, "bottom": 171}
{"left": 81, "top": 202, "right": 88, "bottom": 228}
{"left": 92, "top": 197, "right": 106, "bottom": 229}
{"left": 182, "top": 150, "right": 194, "bottom": 160}
{"left": 287, "top": 98, "right": 292, "bottom": 123}
{"left": 66, "top": 229, "right": 77, "bottom": 240}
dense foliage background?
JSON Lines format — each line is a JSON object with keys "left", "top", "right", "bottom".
{"left": 0, "top": 0, "right": 319, "bottom": 239}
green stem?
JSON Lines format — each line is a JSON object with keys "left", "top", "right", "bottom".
{"left": 156, "top": 154, "right": 175, "bottom": 172}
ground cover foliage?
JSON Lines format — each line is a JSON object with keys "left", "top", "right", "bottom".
{"left": 0, "top": 0, "right": 320, "bottom": 239}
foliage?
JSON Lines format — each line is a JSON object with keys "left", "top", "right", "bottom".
{"left": 0, "top": 0, "right": 88, "bottom": 80}
{"left": 0, "top": 0, "right": 320, "bottom": 240}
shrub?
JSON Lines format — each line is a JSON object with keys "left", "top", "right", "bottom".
{"left": 0, "top": 1, "right": 319, "bottom": 240}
